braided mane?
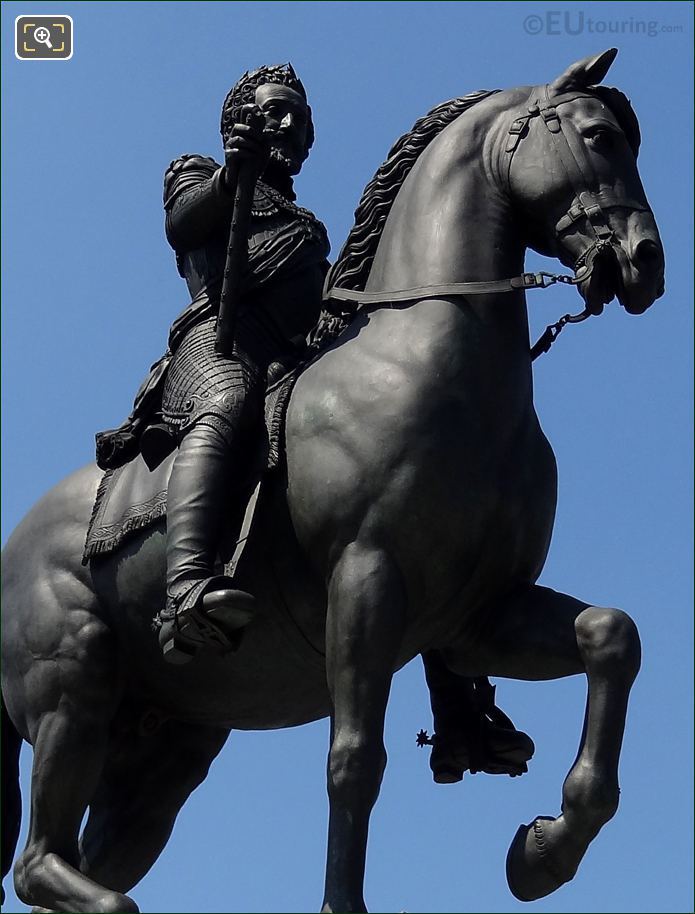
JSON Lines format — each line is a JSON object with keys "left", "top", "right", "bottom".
{"left": 325, "top": 89, "right": 500, "bottom": 294}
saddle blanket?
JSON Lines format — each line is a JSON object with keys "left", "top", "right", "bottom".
{"left": 83, "top": 371, "right": 297, "bottom": 564}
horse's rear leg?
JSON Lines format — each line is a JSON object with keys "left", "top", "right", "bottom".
{"left": 79, "top": 717, "right": 229, "bottom": 892}
{"left": 2, "top": 695, "right": 22, "bottom": 902}
{"left": 449, "top": 584, "right": 640, "bottom": 900}
{"left": 13, "top": 615, "right": 137, "bottom": 913}
{"left": 321, "top": 543, "right": 405, "bottom": 914}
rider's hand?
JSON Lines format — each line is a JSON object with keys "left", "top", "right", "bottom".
{"left": 224, "top": 104, "right": 270, "bottom": 189}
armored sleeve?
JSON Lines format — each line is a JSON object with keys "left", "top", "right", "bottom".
{"left": 163, "top": 154, "right": 232, "bottom": 252}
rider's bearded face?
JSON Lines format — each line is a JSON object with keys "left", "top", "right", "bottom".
{"left": 254, "top": 83, "right": 309, "bottom": 176}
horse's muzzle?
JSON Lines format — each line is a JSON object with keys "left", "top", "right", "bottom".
{"left": 577, "top": 237, "right": 664, "bottom": 316}
{"left": 618, "top": 238, "right": 665, "bottom": 314}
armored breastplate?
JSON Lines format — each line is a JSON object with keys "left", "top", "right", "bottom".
{"left": 166, "top": 157, "right": 329, "bottom": 301}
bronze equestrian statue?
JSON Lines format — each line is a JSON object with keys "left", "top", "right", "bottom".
{"left": 93, "top": 62, "right": 531, "bottom": 780}
{"left": 1, "top": 49, "right": 664, "bottom": 913}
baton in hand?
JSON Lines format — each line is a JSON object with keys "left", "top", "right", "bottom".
{"left": 215, "top": 108, "right": 266, "bottom": 357}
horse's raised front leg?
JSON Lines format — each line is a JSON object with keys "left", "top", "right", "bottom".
{"left": 446, "top": 584, "right": 641, "bottom": 901}
{"left": 321, "top": 543, "right": 405, "bottom": 914}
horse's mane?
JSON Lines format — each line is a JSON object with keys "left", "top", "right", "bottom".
{"left": 325, "top": 89, "right": 499, "bottom": 294}
{"left": 325, "top": 84, "right": 640, "bottom": 297}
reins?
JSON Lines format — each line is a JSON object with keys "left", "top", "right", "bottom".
{"left": 325, "top": 269, "right": 590, "bottom": 362}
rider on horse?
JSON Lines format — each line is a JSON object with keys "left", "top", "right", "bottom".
{"left": 97, "top": 64, "right": 329, "bottom": 660}
{"left": 95, "top": 63, "right": 533, "bottom": 781}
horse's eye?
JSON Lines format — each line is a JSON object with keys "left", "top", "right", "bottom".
{"left": 587, "top": 128, "right": 614, "bottom": 152}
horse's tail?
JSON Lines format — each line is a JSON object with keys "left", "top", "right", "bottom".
{"left": 1, "top": 692, "right": 22, "bottom": 900}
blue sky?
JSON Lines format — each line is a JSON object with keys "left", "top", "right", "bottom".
{"left": 2, "top": 2, "right": 693, "bottom": 912}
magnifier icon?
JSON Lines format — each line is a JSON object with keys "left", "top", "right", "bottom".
{"left": 33, "top": 26, "right": 53, "bottom": 49}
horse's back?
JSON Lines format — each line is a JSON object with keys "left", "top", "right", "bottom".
{"left": 3, "top": 462, "right": 100, "bottom": 588}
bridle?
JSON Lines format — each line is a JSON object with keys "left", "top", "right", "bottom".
{"left": 506, "top": 85, "right": 647, "bottom": 299}
{"left": 323, "top": 85, "right": 649, "bottom": 361}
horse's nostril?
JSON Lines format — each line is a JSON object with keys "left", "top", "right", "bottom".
{"left": 634, "top": 239, "right": 661, "bottom": 264}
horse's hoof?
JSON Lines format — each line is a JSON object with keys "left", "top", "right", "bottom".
{"left": 95, "top": 891, "right": 140, "bottom": 913}
{"left": 506, "top": 817, "right": 576, "bottom": 901}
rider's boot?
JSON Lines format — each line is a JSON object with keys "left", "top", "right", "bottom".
{"left": 422, "top": 650, "right": 535, "bottom": 783}
{"left": 155, "top": 423, "right": 257, "bottom": 664}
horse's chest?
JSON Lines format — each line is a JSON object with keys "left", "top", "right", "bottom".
{"left": 383, "top": 412, "right": 557, "bottom": 592}
{"left": 289, "top": 333, "right": 557, "bottom": 593}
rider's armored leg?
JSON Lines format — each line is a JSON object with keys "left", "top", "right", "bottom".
{"left": 421, "top": 650, "right": 535, "bottom": 783}
{"left": 154, "top": 313, "right": 269, "bottom": 663}
{"left": 156, "top": 421, "right": 257, "bottom": 663}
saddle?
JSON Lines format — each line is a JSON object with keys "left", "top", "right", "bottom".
{"left": 85, "top": 303, "right": 354, "bottom": 566}
{"left": 83, "top": 369, "right": 297, "bottom": 565}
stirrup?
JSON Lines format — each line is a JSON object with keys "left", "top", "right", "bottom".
{"left": 158, "top": 586, "right": 256, "bottom": 665}
{"left": 428, "top": 722, "right": 535, "bottom": 783}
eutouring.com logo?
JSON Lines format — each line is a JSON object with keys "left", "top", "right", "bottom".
{"left": 522, "top": 11, "right": 685, "bottom": 38}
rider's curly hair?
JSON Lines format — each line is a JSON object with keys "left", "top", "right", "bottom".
{"left": 220, "top": 63, "right": 315, "bottom": 157}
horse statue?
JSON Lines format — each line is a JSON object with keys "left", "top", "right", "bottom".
{"left": 1, "top": 49, "right": 664, "bottom": 913}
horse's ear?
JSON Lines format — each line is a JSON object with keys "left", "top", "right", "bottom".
{"left": 550, "top": 48, "right": 618, "bottom": 92}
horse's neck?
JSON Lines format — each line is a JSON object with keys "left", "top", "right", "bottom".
{"left": 369, "top": 156, "right": 513, "bottom": 287}
{"left": 364, "top": 98, "right": 531, "bottom": 363}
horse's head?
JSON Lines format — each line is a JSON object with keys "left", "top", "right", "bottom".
{"left": 505, "top": 48, "right": 664, "bottom": 315}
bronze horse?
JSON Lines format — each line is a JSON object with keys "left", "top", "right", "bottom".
{"left": 1, "top": 49, "right": 664, "bottom": 913}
